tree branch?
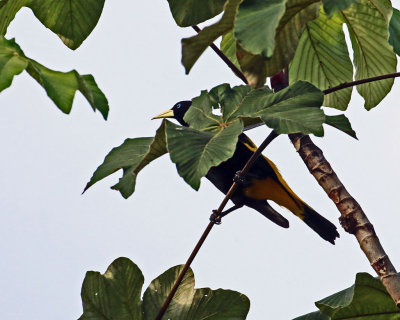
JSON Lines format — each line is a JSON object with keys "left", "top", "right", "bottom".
{"left": 155, "top": 130, "right": 279, "bottom": 320}
{"left": 323, "top": 72, "right": 400, "bottom": 94}
{"left": 288, "top": 133, "right": 400, "bottom": 306}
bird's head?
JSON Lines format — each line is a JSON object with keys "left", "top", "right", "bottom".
{"left": 152, "top": 101, "right": 192, "bottom": 126}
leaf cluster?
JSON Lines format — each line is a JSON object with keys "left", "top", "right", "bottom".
{"left": 172, "top": 0, "right": 398, "bottom": 110}
{"left": 79, "top": 258, "right": 400, "bottom": 320}
{"left": 79, "top": 257, "right": 250, "bottom": 320}
{"left": 84, "top": 81, "right": 356, "bottom": 195}
{"left": 0, "top": 0, "right": 108, "bottom": 117}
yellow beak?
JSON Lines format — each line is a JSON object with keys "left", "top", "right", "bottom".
{"left": 152, "top": 109, "right": 174, "bottom": 120}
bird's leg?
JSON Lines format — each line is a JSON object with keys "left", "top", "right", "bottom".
{"left": 210, "top": 204, "right": 244, "bottom": 224}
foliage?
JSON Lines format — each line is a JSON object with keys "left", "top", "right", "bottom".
{"left": 2, "top": 0, "right": 400, "bottom": 318}
{"left": 85, "top": 81, "right": 357, "bottom": 194}
{"left": 294, "top": 273, "right": 400, "bottom": 319}
{"left": 0, "top": 0, "right": 104, "bottom": 49}
{"left": 79, "top": 257, "right": 250, "bottom": 320}
{"left": 0, "top": 0, "right": 108, "bottom": 117}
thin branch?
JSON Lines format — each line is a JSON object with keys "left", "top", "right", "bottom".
{"left": 192, "top": 26, "right": 248, "bottom": 84}
{"left": 155, "top": 130, "right": 279, "bottom": 320}
{"left": 324, "top": 72, "right": 400, "bottom": 94}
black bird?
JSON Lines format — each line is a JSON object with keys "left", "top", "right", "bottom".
{"left": 153, "top": 101, "right": 339, "bottom": 244}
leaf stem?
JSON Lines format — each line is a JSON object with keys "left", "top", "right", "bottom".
{"left": 155, "top": 130, "right": 278, "bottom": 320}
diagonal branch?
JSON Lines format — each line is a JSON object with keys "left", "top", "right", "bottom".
{"left": 288, "top": 133, "right": 400, "bottom": 306}
{"left": 155, "top": 130, "right": 279, "bottom": 320}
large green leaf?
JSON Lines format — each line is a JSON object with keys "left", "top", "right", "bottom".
{"left": 84, "top": 121, "right": 168, "bottom": 198}
{"left": 0, "top": 36, "right": 27, "bottom": 91}
{"left": 343, "top": 0, "right": 397, "bottom": 110}
{"left": 167, "top": 0, "right": 227, "bottom": 27}
{"left": 236, "top": 0, "right": 321, "bottom": 86}
{"left": 28, "top": 0, "right": 105, "bottom": 50}
{"left": 0, "top": 36, "right": 109, "bottom": 118}
{"left": 317, "top": 273, "right": 400, "bottom": 319}
{"left": 389, "top": 8, "right": 400, "bottom": 55}
{"left": 181, "top": 0, "right": 241, "bottom": 74}
{"left": 290, "top": 9, "right": 353, "bottom": 110}
{"left": 79, "top": 258, "right": 250, "bottom": 320}
{"left": 322, "top": 0, "right": 357, "bottom": 16}
{"left": 0, "top": 0, "right": 31, "bottom": 35}
{"left": 294, "top": 273, "right": 400, "bottom": 319}
{"left": 234, "top": 0, "right": 287, "bottom": 57}
{"left": 217, "top": 81, "right": 325, "bottom": 135}
{"left": 165, "top": 119, "right": 243, "bottom": 190}
{"left": 264, "top": 0, "right": 321, "bottom": 76}
{"left": 80, "top": 258, "right": 144, "bottom": 320}
{"left": 142, "top": 265, "right": 250, "bottom": 320}
{"left": 188, "top": 82, "right": 325, "bottom": 135}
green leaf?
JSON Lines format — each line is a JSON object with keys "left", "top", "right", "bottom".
{"left": 293, "top": 310, "right": 330, "bottom": 320}
{"left": 0, "top": 36, "right": 27, "bottom": 91}
{"left": 264, "top": 0, "right": 321, "bottom": 76}
{"left": 322, "top": 0, "right": 357, "bottom": 16}
{"left": 80, "top": 258, "right": 144, "bottom": 320}
{"left": 142, "top": 265, "right": 250, "bottom": 320}
{"left": 294, "top": 273, "right": 400, "bottom": 319}
{"left": 77, "top": 74, "right": 109, "bottom": 120}
{"left": 229, "top": 81, "right": 325, "bottom": 136}
{"left": 325, "top": 115, "right": 357, "bottom": 139}
{"left": 84, "top": 121, "right": 168, "bottom": 198}
{"left": 181, "top": 0, "right": 241, "bottom": 74}
{"left": 236, "top": 0, "right": 321, "bottom": 86}
{"left": 28, "top": 0, "right": 105, "bottom": 50}
{"left": 167, "top": 0, "right": 227, "bottom": 27}
{"left": 344, "top": 0, "right": 397, "bottom": 110}
{"left": 236, "top": 44, "right": 269, "bottom": 88}
{"left": 220, "top": 30, "right": 241, "bottom": 71}
{"left": 183, "top": 90, "right": 224, "bottom": 131}
{"left": 165, "top": 119, "right": 243, "bottom": 190}
{"left": 80, "top": 258, "right": 250, "bottom": 320}
{"left": 289, "top": 9, "right": 353, "bottom": 110}
{"left": 26, "top": 60, "right": 78, "bottom": 113}
{"left": 316, "top": 273, "right": 400, "bottom": 319}
{"left": 0, "top": 0, "right": 31, "bottom": 35}
{"left": 389, "top": 8, "right": 400, "bottom": 55}
{"left": 0, "top": 36, "right": 108, "bottom": 117}
{"left": 234, "top": 0, "right": 287, "bottom": 57}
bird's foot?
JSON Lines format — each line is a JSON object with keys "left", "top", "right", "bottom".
{"left": 210, "top": 210, "right": 222, "bottom": 225}
{"left": 233, "top": 170, "right": 246, "bottom": 184}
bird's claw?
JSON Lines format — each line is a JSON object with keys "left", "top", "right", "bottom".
{"left": 233, "top": 171, "right": 246, "bottom": 184}
{"left": 210, "top": 210, "right": 222, "bottom": 225}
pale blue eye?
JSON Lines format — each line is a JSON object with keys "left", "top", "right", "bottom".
{"left": 176, "top": 103, "right": 181, "bottom": 108}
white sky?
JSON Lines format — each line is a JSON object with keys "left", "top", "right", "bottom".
{"left": 1, "top": 1, "right": 400, "bottom": 319}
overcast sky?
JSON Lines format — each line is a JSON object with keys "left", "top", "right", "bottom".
{"left": 1, "top": 1, "right": 400, "bottom": 319}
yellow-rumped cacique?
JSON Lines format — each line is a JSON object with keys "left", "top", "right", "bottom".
{"left": 153, "top": 101, "right": 339, "bottom": 244}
